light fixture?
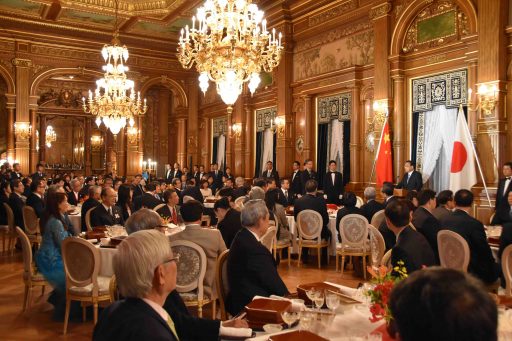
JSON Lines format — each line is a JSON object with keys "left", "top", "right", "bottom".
{"left": 142, "top": 159, "right": 157, "bottom": 174}
{"left": 365, "top": 100, "right": 389, "bottom": 152}
{"left": 468, "top": 83, "right": 498, "bottom": 116}
{"left": 91, "top": 135, "right": 104, "bottom": 150}
{"left": 178, "top": 0, "right": 283, "bottom": 113}
{"left": 269, "top": 116, "right": 285, "bottom": 137}
{"left": 231, "top": 123, "right": 242, "bottom": 139}
{"left": 127, "top": 126, "right": 138, "bottom": 144}
{"left": 45, "top": 125, "right": 56, "bottom": 148}
{"left": 14, "top": 122, "right": 31, "bottom": 140}
{"left": 83, "top": 0, "right": 147, "bottom": 135}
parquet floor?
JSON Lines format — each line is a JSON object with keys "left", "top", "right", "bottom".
{"left": 0, "top": 251, "right": 363, "bottom": 341}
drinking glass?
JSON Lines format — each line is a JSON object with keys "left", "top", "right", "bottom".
{"left": 299, "top": 310, "right": 313, "bottom": 331}
{"left": 306, "top": 288, "right": 317, "bottom": 308}
{"left": 281, "top": 311, "right": 299, "bottom": 329}
{"left": 313, "top": 290, "right": 325, "bottom": 310}
{"left": 325, "top": 292, "right": 340, "bottom": 312}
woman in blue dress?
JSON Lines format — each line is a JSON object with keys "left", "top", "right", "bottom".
{"left": 36, "top": 191, "right": 74, "bottom": 319}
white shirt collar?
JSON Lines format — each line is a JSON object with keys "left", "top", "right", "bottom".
{"left": 102, "top": 203, "right": 112, "bottom": 212}
{"left": 408, "top": 171, "right": 413, "bottom": 176}
{"left": 247, "top": 228, "right": 260, "bottom": 242}
{"left": 142, "top": 298, "right": 169, "bottom": 322}
{"left": 34, "top": 192, "right": 42, "bottom": 199}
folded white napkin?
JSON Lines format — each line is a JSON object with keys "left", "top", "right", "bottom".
{"left": 252, "top": 295, "right": 305, "bottom": 312}
{"left": 323, "top": 281, "right": 359, "bottom": 297}
{"left": 220, "top": 326, "right": 253, "bottom": 338}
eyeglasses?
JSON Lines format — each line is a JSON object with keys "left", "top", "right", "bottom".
{"left": 163, "top": 254, "right": 180, "bottom": 265}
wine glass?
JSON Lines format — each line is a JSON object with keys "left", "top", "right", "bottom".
{"left": 281, "top": 311, "right": 299, "bottom": 329}
{"left": 313, "top": 290, "right": 325, "bottom": 310}
{"left": 325, "top": 292, "right": 340, "bottom": 312}
{"left": 299, "top": 310, "right": 313, "bottom": 331}
{"left": 306, "top": 288, "right": 317, "bottom": 308}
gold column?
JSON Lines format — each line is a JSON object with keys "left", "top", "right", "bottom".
{"left": 302, "top": 95, "right": 314, "bottom": 163}
{"left": 232, "top": 95, "right": 245, "bottom": 176}
{"left": 243, "top": 101, "right": 253, "bottom": 178}
{"left": 126, "top": 118, "right": 141, "bottom": 178}
{"left": 225, "top": 112, "right": 232, "bottom": 170}
{"left": 84, "top": 118, "right": 92, "bottom": 175}
{"left": 38, "top": 115, "right": 46, "bottom": 163}
{"left": 350, "top": 85, "right": 361, "bottom": 184}
{"left": 392, "top": 75, "right": 405, "bottom": 180}
{"left": 105, "top": 132, "right": 113, "bottom": 174}
{"left": 29, "top": 108, "right": 38, "bottom": 171}
{"left": 187, "top": 80, "right": 199, "bottom": 167}
{"left": 7, "top": 106, "right": 15, "bottom": 161}
{"left": 370, "top": 2, "right": 392, "bottom": 99}
{"left": 12, "top": 57, "right": 32, "bottom": 174}
{"left": 117, "top": 127, "right": 126, "bottom": 176}
{"left": 176, "top": 117, "right": 187, "bottom": 167}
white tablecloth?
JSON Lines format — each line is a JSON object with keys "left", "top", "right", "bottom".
{"left": 68, "top": 213, "right": 81, "bottom": 235}
{"left": 286, "top": 215, "right": 338, "bottom": 256}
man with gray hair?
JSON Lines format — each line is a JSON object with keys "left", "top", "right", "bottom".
{"left": 360, "top": 186, "right": 385, "bottom": 223}
{"left": 67, "top": 178, "right": 82, "bottom": 206}
{"left": 125, "top": 208, "right": 163, "bottom": 235}
{"left": 233, "top": 177, "right": 248, "bottom": 200}
{"left": 81, "top": 185, "right": 101, "bottom": 231}
{"left": 226, "top": 200, "right": 289, "bottom": 316}
{"left": 93, "top": 230, "right": 179, "bottom": 340}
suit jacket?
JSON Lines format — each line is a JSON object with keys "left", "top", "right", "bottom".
{"left": 360, "top": 200, "right": 385, "bottom": 223}
{"left": 10, "top": 171, "right": 22, "bottom": 181}
{"left": 300, "top": 169, "right": 317, "bottom": 194}
{"left": 379, "top": 219, "right": 397, "bottom": 251}
{"left": 210, "top": 170, "right": 224, "bottom": 191}
{"left": 132, "top": 184, "right": 144, "bottom": 198}
{"left": 233, "top": 187, "right": 248, "bottom": 200}
{"left": 180, "top": 186, "right": 204, "bottom": 203}
{"left": 276, "top": 188, "right": 294, "bottom": 207}
{"left": 217, "top": 208, "right": 243, "bottom": 248}
{"left": 169, "top": 224, "right": 227, "bottom": 299}
{"left": 384, "top": 196, "right": 399, "bottom": 208}
{"left": 81, "top": 198, "right": 100, "bottom": 231}
{"left": 8, "top": 192, "right": 25, "bottom": 230}
{"left": 496, "top": 177, "right": 512, "bottom": 210}
{"left": 391, "top": 226, "right": 435, "bottom": 274}
{"left": 26, "top": 193, "right": 45, "bottom": 219}
{"left": 156, "top": 205, "right": 183, "bottom": 224}
{"left": 89, "top": 204, "right": 124, "bottom": 228}
{"left": 440, "top": 210, "right": 499, "bottom": 284}
{"left": 164, "top": 169, "right": 173, "bottom": 183}
{"left": 492, "top": 204, "right": 512, "bottom": 225}
{"left": 322, "top": 171, "right": 344, "bottom": 205}
{"left": 31, "top": 172, "right": 46, "bottom": 183}
{"left": 261, "top": 169, "right": 280, "bottom": 185}
{"left": 293, "top": 194, "right": 330, "bottom": 239}
{"left": 135, "top": 192, "right": 162, "bottom": 211}
{"left": 0, "top": 194, "right": 8, "bottom": 225}
{"left": 396, "top": 171, "right": 423, "bottom": 192}
{"left": 290, "top": 170, "right": 303, "bottom": 196}
{"left": 432, "top": 206, "right": 452, "bottom": 222}
{"left": 163, "top": 290, "right": 220, "bottom": 341}
{"left": 171, "top": 169, "right": 182, "bottom": 180}
{"left": 67, "top": 191, "right": 80, "bottom": 206}
{"left": 226, "top": 228, "right": 289, "bottom": 315}
{"left": 412, "top": 207, "right": 441, "bottom": 264}
{"left": 93, "top": 297, "right": 178, "bottom": 341}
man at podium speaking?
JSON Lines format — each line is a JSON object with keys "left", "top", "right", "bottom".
{"left": 396, "top": 160, "right": 423, "bottom": 192}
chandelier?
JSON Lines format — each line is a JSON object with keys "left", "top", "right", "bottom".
{"left": 82, "top": 0, "right": 147, "bottom": 135}
{"left": 178, "top": 0, "right": 283, "bottom": 112}
{"left": 45, "top": 125, "right": 57, "bottom": 148}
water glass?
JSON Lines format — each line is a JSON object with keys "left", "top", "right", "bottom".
{"left": 299, "top": 310, "right": 313, "bottom": 331}
{"left": 325, "top": 292, "right": 340, "bottom": 312}
{"left": 313, "top": 290, "right": 325, "bottom": 310}
{"left": 281, "top": 311, "right": 299, "bottom": 329}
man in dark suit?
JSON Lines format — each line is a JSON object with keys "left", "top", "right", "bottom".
{"left": 67, "top": 178, "right": 82, "bottom": 206}
{"left": 133, "top": 182, "right": 162, "bottom": 212}
{"left": 191, "top": 165, "right": 201, "bottom": 185}
{"left": 10, "top": 163, "right": 23, "bottom": 181}
{"left": 180, "top": 179, "right": 204, "bottom": 203}
{"left": 31, "top": 163, "right": 46, "bottom": 183}
{"left": 79, "top": 176, "right": 95, "bottom": 199}
{"left": 323, "top": 160, "right": 343, "bottom": 205}
{"left": 385, "top": 199, "right": 435, "bottom": 274}
{"left": 360, "top": 186, "right": 385, "bottom": 223}
{"left": 300, "top": 159, "right": 316, "bottom": 194}
{"left": 492, "top": 192, "right": 512, "bottom": 225}
{"left": 81, "top": 185, "right": 101, "bottom": 231}
{"left": 165, "top": 164, "right": 174, "bottom": 184}
{"left": 495, "top": 162, "right": 512, "bottom": 211}
{"left": 214, "top": 197, "right": 243, "bottom": 247}
{"left": 226, "top": 200, "right": 289, "bottom": 316}
{"left": 412, "top": 189, "right": 441, "bottom": 264}
{"left": 432, "top": 190, "right": 454, "bottom": 221}
{"left": 171, "top": 162, "right": 182, "bottom": 181}
{"left": 131, "top": 174, "right": 144, "bottom": 198}
{"left": 261, "top": 161, "right": 280, "bottom": 186}
{"left": 233, "top": 177, "right": 248, "bottom": 200}
{"left": 379, "top": 182, "right": 399, "bottom": 250}
{"left": 276, "top": 179, "right": 293, "bottom": 207}
{"left": 290, "top": 161, "right": 302, "bottom": 199}
{"left": 90, "top": 187, "right": 124, "bottom": 227}
{"left": 336, "top": 192, "right": 364, "bottom": 241}
{"left": 209, "top": 163, "right": 224, "bottom": 191}
{"left": 156, "top": 189, "right": 182, "bottom": 224}
{"left": 396, "top": 160, "right": 423, "bottom": 192}
{"left": 26, "top": 179, "right": 46, "bottom": 219}
{"left": 8, "top": 179, "right": 25, "bottom": 230}
{"left": 440, "top": 189, "right": 500, "bottom": 285}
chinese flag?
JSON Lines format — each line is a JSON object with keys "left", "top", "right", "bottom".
{"left": 376, "top": 120, "right": 393, "bottom": 185}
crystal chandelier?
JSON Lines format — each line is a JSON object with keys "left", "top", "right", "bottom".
{"left": 177, "top": 0, "right": 283, "bottom": 112}
{"left": 45, "top": 125, "right": 57, "bottom": 148}
{"left": 83, "top": 0, "right": 147, "bottom": 135}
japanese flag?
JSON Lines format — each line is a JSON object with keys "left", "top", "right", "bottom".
{"left": 449, "top": 107, "right": 477, "bottom": 192}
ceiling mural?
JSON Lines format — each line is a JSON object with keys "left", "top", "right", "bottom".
{"left": 59, "top": 9, "right": 116, "bottom": 27}
{"left": 0, "top": 0, "right": 43, "bottom": 15}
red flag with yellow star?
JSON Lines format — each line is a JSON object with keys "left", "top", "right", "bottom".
{"left": 376, "top": 120, "right": 393, "bottom": 185}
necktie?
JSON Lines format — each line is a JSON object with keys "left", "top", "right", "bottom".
{"left": 167, "top": 316, "right": 180, "bottom": 340}
{"left": 407, "top": 173, "right": 410, "bottom": 183}
{"left": 108, "top": 207, "right": 113, "bottom": 216}
{"left": 172, "top": 207, "right": 177, "bottom": 224}
{"left": 268, "top": 170, "right": 271, "bottom": 177}
{"left": 284, "top": 190, "right": 288, "bottom": 199}
{"left": 331, "top": 172, "right": 335, "bottom": 185}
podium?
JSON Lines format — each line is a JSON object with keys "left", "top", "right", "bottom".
{"left": 393, "top": 189, "right": 408, "bottom": 198}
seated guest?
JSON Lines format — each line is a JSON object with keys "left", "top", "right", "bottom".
{"left": 381, "top": 181, "right": 396, "bottom": 207}
{"left": 131, "top": 174, "right": 144, "bottom": 198}
{"left": 214, "top": 197, "right": 243, "bottom": 248}
{"left": 253, "top": 178, "right": 269, "bottom": 192}
{"left": 181, "top": 179, "right": 204, "bottom": 203}
{"left": 81, "top": 185, "right": 101, "bottom": 231}
{"left": 0, "top": 182, "right": 11, "bottom": 225}
{"left": 232, "top": 177, "right": 248, "bottom": 200}
{"left": 389, "top": 268, "right": 497, "bottom": 341}
{"left": 379, "top": 182, "right": 398, "bottom": 250}
{"left": 113, "top": 178, "right": 123, "bottom": 192}
{"left": 9, "top": 179, "right": 25, "bottom": 230}
{"left": 90, "top": 187, "right": 124, "bottom": 227}
{"left": 227, "top": 200, "right": 289, "bottom": 316}
{"left": 156, "top": 189, "right": 182, "bottom": 224}
{"left": 116, "top": 184, "right": 133, "bottom": 221}
{"left": 22, "top": 177, "right": 32, "bottom": 198}
{"left": 170, "top": 200, "right": 227, "bottom": 301}
{"left": 336, "top": 192, "right": 364, "bottom": 241}
{"left": 385, "top": 199, "right": 435, "bottom": 274}
{"left": 224, "top": 177, "right": 234, "bottom": 189}
{"left": 36, "top": 192, "right": 74, "bottom": 319}
{"left": 125, "top": 209, "right": 162, "bottom": 235}
{"left": 265, "top": 189, "right": 291, "bottom": 241}
{"left": 412, "top": 189, "right": 441, "bottom": 264}
{"left": 26, "top": 179, "right": 46, "bottom": 218}
{"left": 440, "top": 190, "right": 500, "bottom": 285}
{"left": 492, "top": 191, "right": 512, "bottom": 225}
{"left": 133, "top": 182, "right": 162, "bottom": 211}
{"left": 172, "top": 178, "right": 182, "bottom": 196}
{"left": 405, "top": 190, "right": 419, "bottom": 211}
{"left": 93, "top": 230, "right": 180, "bottom": 341}
{"left": 276, "top": 179, "right": 294, "bottom": 207}
{"left": 359, "top": 186, "right": 384, "bottom": 223}
{"left": 79, "top": 176, "right": 95, "bottom": 199}
{"left": 200, "top": 179, "right": 213, "bottom": 198}
{"left": 67, "top": 178, "right": 82, "bottom": 206}
{"left": 432, "top": 190, "right": 454, "bottom": 221}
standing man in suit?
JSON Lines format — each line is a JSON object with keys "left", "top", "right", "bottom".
{"left": 81, "top": 185, "right": 101, "bottom": 231}
{"left": 323, "top": 160, "right": 343, "bottom": 205}
{"left": 8, "top": 179, "right": 25, "bottom": 230}
{"left": 276, "top": 179, "right": 293, "bottom": 207}
{"left": 210, "top": 162, "right": 224, "bottom": 191}
{"left": 192, "top": 165, "right": 200, "bottom": 185}
{"left": 198, "top": 165, "right": 207, "bottom": 183}
{"left": 492, "top": 192, "right": 512, "bottom": 225}
{"left": 26, "top": 179, "right": 46, "bottom": 219}
{"left": 171, "top": 163, "right": 182, "bottom": 181}
{"left": 165, "top": 164, "right": 173, "bottom": 184}
{"left": 31, "top": 163, "right": 46, "bottom": 183}
{"left": 495, "top": 162, "right": 512, "bottom": 211}
{"left": 360, "top": 187, "right": 385, "bottom": 223}
{"left": 432, "top": 190, "right": 454, "bottom": 221}
{"left": 131, "top": 174, "right": 144, "bottom": 198}
{"left": 10, "top": 163, "right": 23, "bottom": 181}
{"left": 300, "top": 159, "right": 317, "bottom": 195}
{"left": 261, "top": 161, "right": 280, "bottom": 186}
{"left": 440, "top": 190, "right": 499, "bottom": 285}
{"left": 412, "top": 189, "right": 441, "bottom": 264}
{"left": 290, "top": 161, "right": 302, "bottom": 199}
{"left": 396, "top": 160, "right": 423, "bottom": 192}
{"left": 67, "top": 178, "right": 82, "bottom": 206}
{"left": 90, "top": 187, "right": 124, "bottom": 227}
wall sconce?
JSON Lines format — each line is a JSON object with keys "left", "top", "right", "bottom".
{"left": 45, "top": 125, "right": 57, "bottom": 148}
{"left": 91, "top": 135, "right": 103, "bottom": 150}
{"left": 231, "top": 123, "right": 242, "bottom": 139}
{"left": 365, "top": 100, "right": 389, "bottom": 152}
{"left": 14, "top": 122, "right": 32, "bottom": 140}
{"left": 468, "top": 83, "right": 498, "bottom": 116}
{"left": 127, "top": 127, "right": 139, "bottom": 144}
{"left": 36, "top": 130, "right": 40, "bottom": 151}
{"left": 270, "top": 116, "right": 285, "bottom": 137}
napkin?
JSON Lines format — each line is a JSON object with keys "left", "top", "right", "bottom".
{"left": 220, "top": 326, "right": 253, "bottom": 338}
{"left": 252, "top": 295, "right": 305, "bottom": 312}
{"left": 323, "top": 281, "right": 361, "bottom": 301}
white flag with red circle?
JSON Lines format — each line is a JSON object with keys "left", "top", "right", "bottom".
{"left": 449, "top": 107, "right": 477, "bottom": 192}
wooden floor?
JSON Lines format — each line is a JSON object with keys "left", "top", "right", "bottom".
{"left": 0, "top": 250, "right": 363, "bottom": 341}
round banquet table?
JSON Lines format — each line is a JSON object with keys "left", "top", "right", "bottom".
{"left": 286, "top": 215, "right": 338, "bottom": 256}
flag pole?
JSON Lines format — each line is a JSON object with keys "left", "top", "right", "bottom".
{"left": 459, "top": 105, "right": 492, "bottom": 208}
{"left": 369, "top": 112, "right": 389, "bottom": 184}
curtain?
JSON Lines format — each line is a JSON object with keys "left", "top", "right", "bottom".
{"left": 260, "top": 128, "right": 274, "bottom": 175}
{"left": 329, "top": 119, "right": 344, "bottom": 171}
{"left": 342, "top": 121, "right": 350, "bottom": 185}
{"left": 254, "top": 131, "right": 263, "bottom": 177}
{"left": 216, "top": 134, "right": 226, "bottom": 170}
{"left": 212, "top": 136, "right": 218, "bottom": 164}
{"left": 317, "top": 123, "right": 329, "bottom": 189}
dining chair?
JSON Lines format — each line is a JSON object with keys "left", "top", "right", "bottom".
{"left": 296, "top": 210, "right": 329, "bottom": 269}
{"left": 273, "top": 220, "right": 291, "bottom": 267}
{"left": 215, "top": 249, "right": 230, "bottom": 320}
{"left": 437, "top": 230, "right": 470, "bottom": 272}
{"left": 153, "top": 203, "right": 165, "bottom": 212}
{"left": 368, "top": 224, "right": 385, "bottom": 267}
{"left": 234, "top": 196, "right": 245, "bottom": 210}
{"left": 22, "top": 206, "right": 42, "bottom": 249}
{"left": 260, "top": 225, "right": 277, "bottom": 253}
{"left": 85, "top": 208, "right": 94, "bottom": 232}
{"left": 337, "top": 214, "right": 371, "bottom": 279}
{"left": 380, "top": 249, "right": 392, "bottom": 267}
{"left": 62, "top": 237, "right": 112, "bottom": 334}
{"left": 2, "top": 203, "right": 18, "bottom": 255}
{"left": 15, "top": 226, "right": 48, "bottom": 311}
{"left": 370, "top": 209, "right": 385, "bottom": 230}
{"left": 170, "top": 239, "right": 215, "bottom": 318}
{"left": 356, "top": 196, "right": 364, "bottom": 208}
{"left": 502, "top": 245, "right": 512, "bottom": 296}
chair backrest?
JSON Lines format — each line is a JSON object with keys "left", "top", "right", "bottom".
{"left": 356, "top": 196, "right": 364, "bottom": 208}
{"left": 381, "top": 249, "right": 392, "bottom": 267}
{"left": 368, "top": 224, "right": 385, "bottom": 266}
{"left": 502, "top": 245, "right": 512, "bottom": 296}
{"left": 153, "top": 203, "right": 165, "bottom": 212}
{"left": 62, "top": 237, "right": 101, "bottom": 295}
{"left": 489, "top": 212, "right": 496, "bottom": 225}
{"left": 201, "top": 215, "right": 211, "bottom": 227}
{"left": 371, "top": 209, "right": 385, "bottom": 229}
{"left": 15, "top": 226, "right": 34, "bottom": 278}
{"left": 234, "top": 196, "right": 245, "bottom": 210}
{"left": 296, "top": 210, "right": 323, "bottom": 243}
{"left": 215, "top": 249, "right": 230, "bottom": 320}
{"left": 437, "top": 230, "right": 470, "bottom": 272}
{"left": 3, "top": 203, "right": 15, "bottom": 228}
{"left": 85, "top": 207, "right": 94, "bottom": 232}
{"left": 170, "top": 240, "right": 207, "bottom": 300}
{"left": 260, "top": 226, "right": 277, "bottom": 252}
{"left": 22, "top": 206, "right": 39, "bottom": 235}
{"left": 339, "top": 214, "right": 369, "bottom": 249}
